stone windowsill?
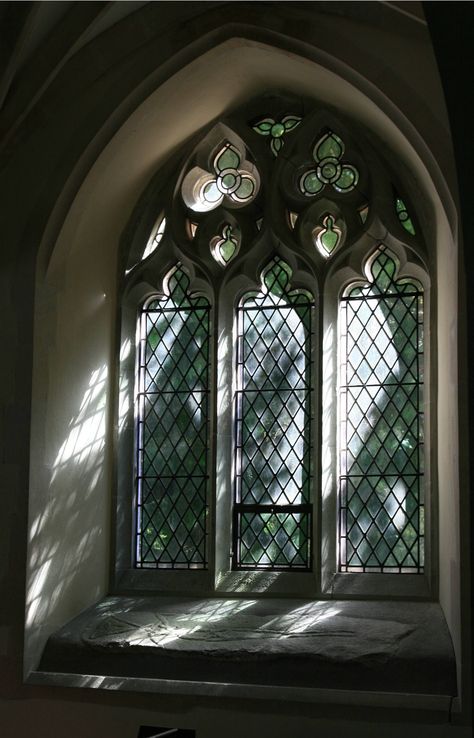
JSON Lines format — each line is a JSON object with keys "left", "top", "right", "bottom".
{"left": 34, "top": 596, "right": 456, "bottom": 705}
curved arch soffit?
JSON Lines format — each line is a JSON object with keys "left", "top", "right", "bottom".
{"left": 42, "top": 33, "right": 456, "bottom": 281}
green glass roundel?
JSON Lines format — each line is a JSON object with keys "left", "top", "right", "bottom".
{"left": 317, "top": 157, "right": 341, "bottom": 184}
{"left": 322, "top": 162, "right": 337, "bottom": 179}
{"left": 216, "top": 169, "right": 242, "bottom": 195}
{"left": 271, "top": 122, "right": 285, "bottom": 138}
{"left": 222, "top": 172, "right": 237, "bottom": 189}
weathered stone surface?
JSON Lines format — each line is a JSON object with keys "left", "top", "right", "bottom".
{"left": 39, "top": 596, "right": 456, "bottom": 695}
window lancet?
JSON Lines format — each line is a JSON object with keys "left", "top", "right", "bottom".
{"left": 135, "top": 266, "right": 211, "bottom": 569}
{"left": 233, "top": 257, "right": 314, "bottom": 570}
{"left": 339, "top": 247, "right": 424, "bottom": 573}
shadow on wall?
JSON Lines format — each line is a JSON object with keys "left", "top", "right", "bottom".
{"left": 25, "top": 346, "right": 130, "bottom": 670}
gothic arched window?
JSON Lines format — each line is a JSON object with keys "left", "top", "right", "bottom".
{"left": 116, "top": 99, "right": 429, "bottom": 597}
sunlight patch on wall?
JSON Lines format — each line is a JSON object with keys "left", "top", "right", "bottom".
{"left": 51, "top": 366, "right": 108, "bottom": 480}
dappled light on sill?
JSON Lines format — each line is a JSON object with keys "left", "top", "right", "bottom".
{"left": 84, "top": 598, "right": 342, "bottom": 649}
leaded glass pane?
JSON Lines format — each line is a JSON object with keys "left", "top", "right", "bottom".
{"left": 135, "top": 266, "right": 210, "bottom": 568}
{"left": 234, "top": 257, "right": 314, "bottom": 570}
{"left": 339, "top": 247, "right": 424, "bottom": 573}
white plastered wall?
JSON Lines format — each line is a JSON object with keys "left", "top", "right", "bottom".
{"left": 25, "top": 38, "right": 462, "bottom": 702}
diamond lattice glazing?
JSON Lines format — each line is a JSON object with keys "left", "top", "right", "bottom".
{"left": 234, "top": 258, "right": 314, "bottom": 570}
{"left": 339, "top": 248, "right": 424, "bottom": 572}
{"left": 136, "top": 266, "right": 210, "bottom": 568}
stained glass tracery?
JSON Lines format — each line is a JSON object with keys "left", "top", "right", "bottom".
{"left": 252, "top": 115, "right": 302, "bottom": 156}
{"left": 300, "top": 130, "right": 359, "bottom": 196}
{"left": 127, "top": 104, "right": 428, "bottom": 584}
{"left": 181, "top": 141, "right": 259, "bottom": 213}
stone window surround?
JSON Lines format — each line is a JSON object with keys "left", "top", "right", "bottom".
{"left": 24, "top": 38, "right": 463, "bottom": 719}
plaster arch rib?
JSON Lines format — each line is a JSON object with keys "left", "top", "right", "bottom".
{"left": 39, "top": 28, "right": 456, "bottom": 279}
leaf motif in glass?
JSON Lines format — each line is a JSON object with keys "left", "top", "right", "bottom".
{"left": 283, "top": 115, "right": 301, "bottom": 133}
{"left": 270, "top": 137, "right": 283, "bottom": 156}
{"left": 252, "top": 114, "right": 301, "bottom": 156}
{"left": 315, "top": 131, "right": 344, "bottom": 161}
{"left": 252, "top": 117, "right": 274, "bottom": 135}
{"left": 211, "top": 223, "right": 240, "bottom": 265}
{"left": 215, "top": 143, "right": 241, "bottom": 173}
{"left": 300, "top": 170, "right": 324, "bottom": 196}
{"left": 314, "top": 214, "right": 341, "bottom": 256}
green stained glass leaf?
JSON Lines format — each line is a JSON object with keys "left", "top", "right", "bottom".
{"left": 282, "top": 115, "right": 302, "bottom": 132}
{"left": 334, "top": 164, "right": 359, "bottom": 192}
{"left": 252, "top": 118, "right": 274, "bottom": 135}
{"left": 270, "top": 137, "right": 283, "bottom": 156}
{"left": 233, "top": 176, "right": 255, "bottom": 200}
{"left": 396, "top": 198, "right": 416, "bottom": 235}
{"left": 319, "top": 215, "right": 340, "bottom": 255}
{"left": 220, "top": 238, "right": 236, "bottom": 263}
{"left": 215, "top": 144, "right": 240, "bottom": 173}
{"left": 315, "top": 131, "right": 344, "bottom": 162}
{"left": 300, "top": 169, "right": 323, "bottom": 195}
{"left": 211, "top": 223, "right": 240, "bottom": 265}
{"left": 220, "top": 225, "right": 238, "bottom": 263}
